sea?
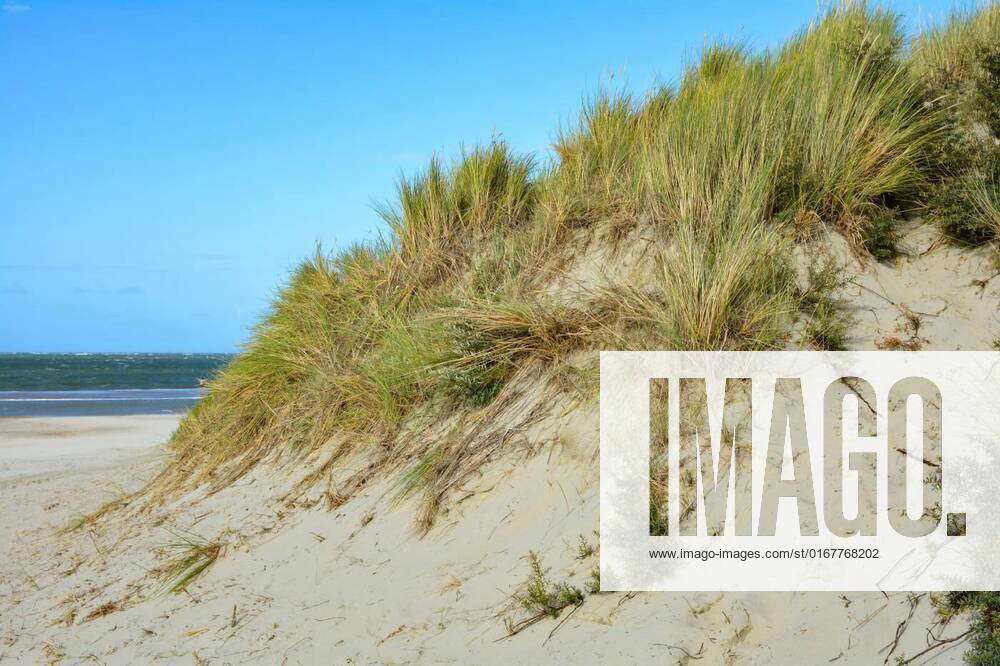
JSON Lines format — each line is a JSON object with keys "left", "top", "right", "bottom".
{"left": 0, "top": 353, "right": 233, "bottom": 417}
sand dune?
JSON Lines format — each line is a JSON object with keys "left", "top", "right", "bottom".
{"left": 1, "top": 223, "right": 992, "bottom": 664}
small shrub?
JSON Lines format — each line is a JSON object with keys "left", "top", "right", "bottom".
{"left": 860, "top": 209, "right": 901, "bottom": 262}
{"left": 575, "top": 535, "right": 595, "bottom": 559}
{"left": 930, "top": 171, "right": 999, "bottom": 245}
{"left": 502, "top": 552, "right": 585, "bottom": 636}
{"left": 805, "top": 300, "right": 851, "bottom": 351}
{"left": 517, "top": 552, "right": 583, "bottom": 620}
{"left": 945, "top": 592, "right": 1000, "bottom": 665}
{"left": 799, "top": 258, "right": 852, "bottom": 351}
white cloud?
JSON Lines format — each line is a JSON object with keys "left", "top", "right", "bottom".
{"left": 2, "top": 1, "right": 30, "bottom": 13}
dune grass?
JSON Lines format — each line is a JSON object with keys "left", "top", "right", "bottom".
{"left": 61, "top": 486, "right": 131, "bottom": 534}
{"left": 914, "top": 4, "right": 1000, "bottom": 244}
{"left": 154, "top": 529, "right": 224, "bottom": 594}
{"left": 153, "top": 3, "right": 996, "bottom": 527}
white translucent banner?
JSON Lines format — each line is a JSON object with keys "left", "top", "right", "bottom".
{"left": 600, "top": 351, "right": 1000, "bottom": 591}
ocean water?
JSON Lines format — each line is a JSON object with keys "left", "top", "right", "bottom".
{"left": 0, "top": 353, "right": 232, "bottom": 417}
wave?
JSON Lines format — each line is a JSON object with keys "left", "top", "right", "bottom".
{"left": 0, "top": 388, "right": 204, "bottom": 402}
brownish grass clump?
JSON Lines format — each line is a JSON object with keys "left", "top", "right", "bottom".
{"left": 82, "top": 600, "right": 122, "bottom": 623}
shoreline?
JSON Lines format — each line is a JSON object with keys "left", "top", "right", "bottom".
{"left": 0, "top": 389, "right": 202, "bottom": 418}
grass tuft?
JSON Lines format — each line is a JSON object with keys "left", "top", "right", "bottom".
{"left": 155, "top": 530, "right": 224, "bottom": 594}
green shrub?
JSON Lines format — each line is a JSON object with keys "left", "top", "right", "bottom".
{"left": 930, "top": 169, "right": 999, "bottom": 245}
{"left": 915, "top": 7, "right": 1000, "bottom": 246}
{"left": 798, "top": 258, "right": 852, "bottom": 351}
{"left": 517, "top": 552, "right": 583, "bottom": 620}
{"left": 861, "top": 208, "right": 902, "bottom": 261}
{"left": 946, "top": 592, "right": 1000, "bottom": 665}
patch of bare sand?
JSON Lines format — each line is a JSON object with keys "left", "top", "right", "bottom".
{"left": 798, "top": 221, "right": 1000, "bottom": 351}
{"left": 0, "top": 414, "right": 180, "bottom": 481}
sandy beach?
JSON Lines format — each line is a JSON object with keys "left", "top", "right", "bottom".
{"left": 0, "top": 415, "right": 179, "bottom": 581}
{"left": 0, "top": 414, "right": 180, "bottom": 481}
{"left": 0, "top": 392, "right": 973, "bottom": 663}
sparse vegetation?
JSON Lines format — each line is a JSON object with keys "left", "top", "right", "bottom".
{"left": 154, "top": 530, "right": 224, "bottom": 594}
{"left": 944, "top": 592, "right": 1000, "bottom": 665}
{"left": 61, "top": 491, "right": 130, "bottom": 534}
{"left": 585, "top": 567, "right": 601, "bottom": 595}
{"left": 503, "top": 552, "right": 584, "bottom": 637}
{"left": 799, "top": 258, "right": 853, "bottom": 350}
{"left": 82, "top": 600, "right": 122, "bottom": 623}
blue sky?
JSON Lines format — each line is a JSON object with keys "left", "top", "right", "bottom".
{"left": 1, "top": 0, "right": 959, "bottom": 352}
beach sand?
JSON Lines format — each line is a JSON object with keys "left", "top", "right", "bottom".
{"left": 0, "top": 414, "right": 180, "bottom": 481}
{"left": 0, "top": 415, "right": 179, "bottom": 582}
{"left": 0, "top": 410, "right": 970, "bottom": 664}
